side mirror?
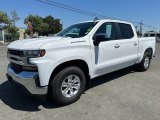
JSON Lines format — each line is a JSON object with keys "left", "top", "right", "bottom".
{"left": 93, "top": 33, "right": 110, "bottom": 46}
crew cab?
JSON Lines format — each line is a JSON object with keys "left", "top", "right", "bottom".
{"left": 6, "top": 19, "right": 156, "bottom": 105}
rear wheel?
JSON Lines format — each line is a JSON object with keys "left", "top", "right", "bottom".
{"left": 48, "top": 66, "right": 86, "bottom": 105}
{"left": 137, "top": 52, "right": 151, "bottom": 71}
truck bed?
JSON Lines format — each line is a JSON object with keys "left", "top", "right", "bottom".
{"left": 138, "top": 37, "right": 156, "bottom": 62}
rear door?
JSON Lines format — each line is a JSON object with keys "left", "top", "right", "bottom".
{"left": 116, "top": 23, "right": 139, "bottom": 66}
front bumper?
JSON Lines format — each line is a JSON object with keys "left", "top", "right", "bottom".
{"left": 6, "top": 64, "right": 48, "bottom": 95}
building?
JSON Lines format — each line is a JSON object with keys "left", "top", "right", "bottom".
{"left": 0, "top": 24, "right": 26, "bottom": 42}
{"left": 144, "top": 31, "right": 160, "bottom": 42}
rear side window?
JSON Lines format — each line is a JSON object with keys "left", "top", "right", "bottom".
{"left": 118, "top": 23, "right": 134, "bottom": 39}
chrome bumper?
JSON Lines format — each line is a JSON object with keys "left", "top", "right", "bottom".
{"left": 6, "top": 64, "right": 48, "bottom": 95}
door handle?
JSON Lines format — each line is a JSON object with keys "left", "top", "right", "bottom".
{"left": 134, "top": 42, "right": 138, "bottom": 46}
{"left": 114, "top": 44, "right": 120, "bottom": 48}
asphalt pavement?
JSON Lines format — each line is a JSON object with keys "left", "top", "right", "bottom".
{"left": 0, "top": 43, "right": 160, "bottom": 120}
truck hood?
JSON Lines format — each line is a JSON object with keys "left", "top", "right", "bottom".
{"left": 7, "top": 36, "right": 69, "bottom": 50}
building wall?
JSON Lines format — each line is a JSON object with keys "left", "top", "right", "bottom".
{"left": 144, "top": 32, "right": 160, "bottom": 42}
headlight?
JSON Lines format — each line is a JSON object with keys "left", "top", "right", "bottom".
{"left": 23, "top": 49, "right": 46, "bottom": 57}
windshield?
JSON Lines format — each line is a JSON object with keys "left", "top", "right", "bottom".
{"left": 56, "top": 22, "right": 98, "bottom": 38}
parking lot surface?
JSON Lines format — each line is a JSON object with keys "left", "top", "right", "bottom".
{"left": 0, "top": 43, "right": 160, "bottom": 120}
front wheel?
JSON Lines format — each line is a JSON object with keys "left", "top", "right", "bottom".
{"left": 48, "top": 66, "right": 86, "bottom": 105}
{"left": 137, "top": 52, "right": 151, "bottom": 71}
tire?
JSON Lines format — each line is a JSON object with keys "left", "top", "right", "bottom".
{"left": 137, "top": 52, "right": 151, "bottom": 71}
{"left": 48, "top": 66, "right": 86, "bottom": 105}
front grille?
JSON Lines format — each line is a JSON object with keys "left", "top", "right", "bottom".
{"left": 22, "top": 66, "right": 38, "bottom": 72}
{"left": 10, "top": 62, "right": 23, "bottom": 73}
{"left": 10, "top": 62, "right": 38, "bottom": 73}
{"left": 8, "top": 49, "right": 22, "bottom": 56}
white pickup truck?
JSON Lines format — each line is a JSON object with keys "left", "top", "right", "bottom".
{"left": 7, "top": 19, "right": 156, "bottom": 105}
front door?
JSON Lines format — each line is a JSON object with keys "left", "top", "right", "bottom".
{"left": 91, "top": 22, "right": 123, "bottom": 76}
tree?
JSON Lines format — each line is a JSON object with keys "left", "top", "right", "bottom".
{"left": 24, "top": 15, "right": 44, "bottom": 36}
{"left": 24, "top": 15, "right": 62, "bottom": 36}
{"left": 0, "top": 11, "right": 10, "bottom": 24}
{"left": 8, "top": 26, "right": 19, "bottom": 40}
{"left": 0, "top": 10, "right": 20, "bottom": 41}
{"left": 10, "top": 11, "right": 20, "bottom": 27}
{"left": 52, "top": 19, "right": 62, "bottom": 33}
{"left": 43, "top": 15, "right": 62, "bottom": 34}
{"left": 43, "top": 15, "right": 55, "bottom": 35}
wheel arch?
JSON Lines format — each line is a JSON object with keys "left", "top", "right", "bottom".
{"left": 48, "top": 59, "right": 90, "bottom": 88}
{"left": 144, "top": 48, "right": 153, "bottom": 58}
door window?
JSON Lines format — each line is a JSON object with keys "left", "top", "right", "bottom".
{"left": 95, "top": 23, "right": 116, "bottom": 40}
{"left": 118, "top": 23, "right": 134, "bottom": 39}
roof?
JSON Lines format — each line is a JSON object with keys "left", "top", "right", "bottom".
{"left": 78, "top": 19, "right": 132, "bottom": 25}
